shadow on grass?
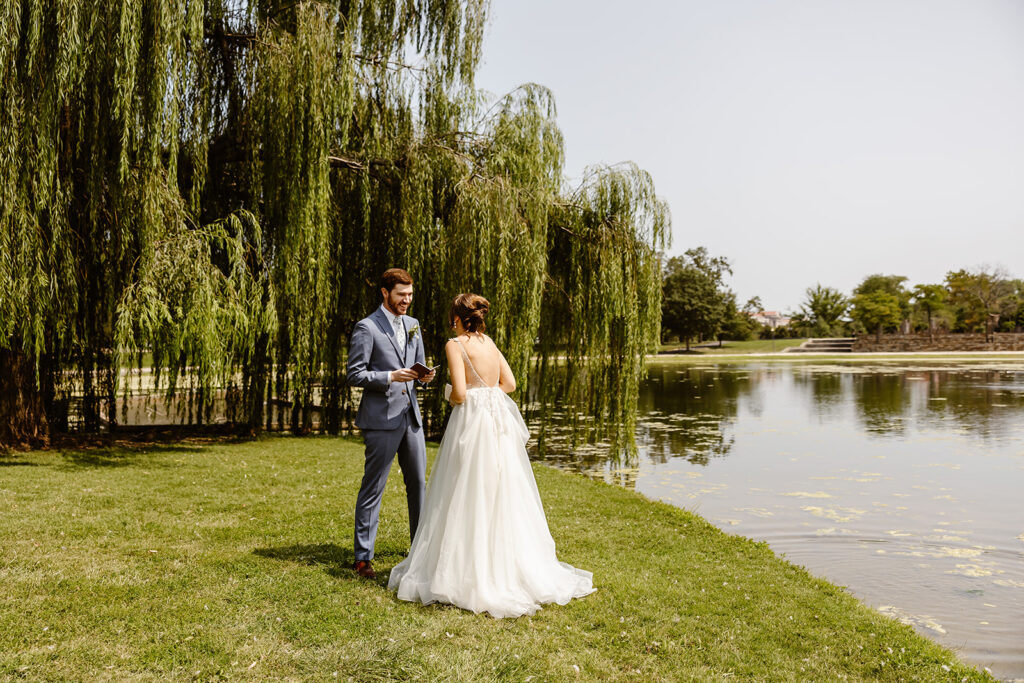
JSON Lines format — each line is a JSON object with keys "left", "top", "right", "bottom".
{"left": 0, "top": 460, "right": 39, "bottom": 466}
{"left": 56, "top": 443, "right": 206, "bottom": 469}
{"left": 253, "top": 543, "right": 356, "bottom": 579}
{"left": 253, "top": 543, "right": 408, "bottom": 583}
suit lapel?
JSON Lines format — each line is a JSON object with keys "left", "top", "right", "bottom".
{"left": 372, "top": 308, "right": 404, "bottom": 362}
{"left": 401, "top": 315, "right": 411, "bottom": 364}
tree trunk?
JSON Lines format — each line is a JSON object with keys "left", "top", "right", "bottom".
{"left": 927, "top": 310, "right": 933, "bottom": 341}
{"left": 244, "top": 332, "right": 270, "bottom": 434}
{"left": 875, "top": 325, "right": 882, "bottom": 343}
{"left": 986, "top": 314, "right": 999, "bottom": 343}
{"left": 0, "top": 342, "right": 50, "bottom": 449}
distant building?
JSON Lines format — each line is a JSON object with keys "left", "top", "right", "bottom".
{"left": 751, "top": 310, "right": 792, "bottom": 328}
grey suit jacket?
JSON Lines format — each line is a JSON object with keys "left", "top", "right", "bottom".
{"left": 346, "top": 308, "right": 425, "bottom": 430}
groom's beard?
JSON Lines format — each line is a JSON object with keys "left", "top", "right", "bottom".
{"left": 386, "top": 293, "right": 411, "bottom": 315}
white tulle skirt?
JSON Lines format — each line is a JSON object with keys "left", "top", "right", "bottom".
{"left": 387, "top": 387, "right": 595, "bottom": 618}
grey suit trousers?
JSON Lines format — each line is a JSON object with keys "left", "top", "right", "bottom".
{"left": 353, "top": 408, "right": 426, "bottom": 562}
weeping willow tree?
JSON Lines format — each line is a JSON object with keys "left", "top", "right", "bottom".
{"left": 0, "top": 0, "right": 669, "bottom": 450}
{"left": 535, "top": 164, "right": 668, "bottom": 452}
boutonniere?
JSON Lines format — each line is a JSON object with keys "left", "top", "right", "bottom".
{"left": 407, "top": 324, "right": 420, "bottom": 343}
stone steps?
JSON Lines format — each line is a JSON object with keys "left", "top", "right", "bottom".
{"left": 785, "top": 337, "right": 856, "bottom": 353}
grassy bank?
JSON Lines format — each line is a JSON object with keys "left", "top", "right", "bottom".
{"left": 1, "top": 437, "right": 988, "bottom": 681}
{"left": 658, "top": 338, "right": 807, "bottom": 355}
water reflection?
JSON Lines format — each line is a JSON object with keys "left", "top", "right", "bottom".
{"left": 639, "top": 365, "right": 750, "bottom": 466}
{"left": 529, "top": 360, "right": 1024, "bottom": 679}
{"left": 807, "top": 369, "right": 843, "bottom": 410}
{"left": 850, "top": 372, "right": 912, "bottom": 435}
{"left": 532, "top": 363, "right": 1024, "bottom": 481}
{"left": 920, "top": 368, "right": 1024, "bottom": 440}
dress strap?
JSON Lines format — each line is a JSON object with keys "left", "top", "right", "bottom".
{"left": 453, "top": 338, "right": 488, "bottom": 388}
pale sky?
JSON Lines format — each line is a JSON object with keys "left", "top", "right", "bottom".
{"left": 475, "top": 0, "right": 1024, "bottom": 313}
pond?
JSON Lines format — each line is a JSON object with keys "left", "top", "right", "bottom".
{"left": 531, "top": 360, "right": 1024, "bottom": 680}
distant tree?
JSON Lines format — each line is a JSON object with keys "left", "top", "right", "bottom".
{"left": 718, "top": 291, "right": 760, "bottom": 343}
{"left": 910, "top": 284, "right": 948, "bottom": 339}
{"left": 853, "top": 274, "right": 912, "bottom": 326}
{"left": 1004, "top": 280, "right": 1024, "bottom": 332}
{"left": 783, "top": 310, "right": 810, "bottom": 337}
{"left": 661, "top": 247, "right": 731, "bottom": 350}
{"left": 945, "top": 267, "right": 1016, "bottom": 340}
{"left": 850, "top": 291, "right": 903, "bottom": 341}
{"left": 800, "top": 285, "right": 848, "bottom": 335}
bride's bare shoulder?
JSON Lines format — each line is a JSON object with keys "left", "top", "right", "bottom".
{"left": 484, "top": 334, "right": 506, "bottom": 356}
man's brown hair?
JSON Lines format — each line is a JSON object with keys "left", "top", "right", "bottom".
{"left": 380, "top": 268, "right": 413, "bottom": 292}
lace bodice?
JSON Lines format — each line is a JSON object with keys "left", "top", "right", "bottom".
{"left": 446, "top": 337, "right": 527, "bottom": 441}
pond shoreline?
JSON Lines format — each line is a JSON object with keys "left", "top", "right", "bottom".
{"left": 652, "top": 350, "right": 1024, "bottom": 362}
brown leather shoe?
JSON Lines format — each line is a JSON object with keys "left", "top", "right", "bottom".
{"left": 353, "top": 560, "right": 376, "bottom": 579}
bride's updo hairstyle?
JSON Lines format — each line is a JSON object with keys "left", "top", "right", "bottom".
{"left": 449, "top": 293, "right": 490, "bottom": 333}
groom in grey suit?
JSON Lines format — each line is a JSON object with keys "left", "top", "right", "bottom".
{"left": 347, "top": 268, "right": 436, "bottom": 579}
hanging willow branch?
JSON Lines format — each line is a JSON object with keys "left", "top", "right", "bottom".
{"left": 0, "top": 0, "right": 669, "bottom": 452}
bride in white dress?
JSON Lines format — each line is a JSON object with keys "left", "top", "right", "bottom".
{"left": 387, "top": 293, "right": 595, "bottom": 618}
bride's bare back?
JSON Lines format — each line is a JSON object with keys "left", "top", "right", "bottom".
{"left": 445, "top": 334, "right": 516, "bottom": 404}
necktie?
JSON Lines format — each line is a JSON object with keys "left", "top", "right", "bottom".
{"left": 393, "top": 316, "right": 405, "bottom": 355}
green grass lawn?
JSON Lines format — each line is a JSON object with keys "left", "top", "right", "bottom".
{"left": 1, "top": 436, "right": 988, "bottom": 681}
{"left": 658, "top": 338, "right": 808, "bottom": 355}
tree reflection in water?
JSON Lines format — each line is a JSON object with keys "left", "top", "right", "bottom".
{"left": 528, "top": 364, "right": 750, "bottom": 484}
{"left": 636, "top": 365, "right": 749, "bottom": 466}
{"left": 785, "top": 363, "right": 1024, "bottom": 440}
{"left": 852, "top": 372, "right": 913, "bottom": 436}
{"left": 530, "top": 361, "right": 1024, "bottom": 486}
{"left": 918, "top": 367, "right": 1024, "bottom": 440}
{"left": 801, "top": 367, "right": 845, "bottom": 414}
